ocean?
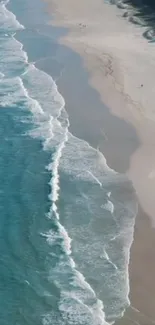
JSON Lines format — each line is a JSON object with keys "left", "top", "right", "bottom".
{"left": 0, "top": 0, "right": 138, "bottom": 324}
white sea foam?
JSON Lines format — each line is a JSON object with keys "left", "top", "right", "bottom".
{"left": 104, "top": 249, "right": 118, "bottom": 270}
{"left": 45, "top": 229, "right": 109, "bottom": 324}
{"left": 24, "top": 62, "right": 110, "bottom": 325}
{"left": 59, "top": 223, "right": 72, "bottom": 255}
{"left": 39, "top": 109, "right": 135, "bottom": 325}
{"left": 47, "top": 124, "right": 68, "bottom": 205}
{"left": 86, "top": 170, "right": 102, "bottom": 187}
{"left": 22, "top": 64, "right": 65, "bottom": 119}
{"left": 59, "top": 291, "right": 109, "bottom": 325}
{"left": 0, "top": 0, "right": 24, "bottom": 31}
{"left": 0, "top": 71, "right": 5, "bottom": 78}
{"left": 18, "top": 77, "right": 44, "bottom": 115}
{"left": 58, "top": 132, "right": 137, "bottom": 321}
{"left": 11, "top": 34, "right": 29, "bottom": 64}
{"left": 102, "top": 200, "right": 114, "bottom": 214}
{"left": 42, "top": 119, "right": 110, "bottom": 324}
{"left": 0, "top": 76, "right": 44, "bottom": 116}
{"left": 107, "top": 192, "right": 111, "bottom": 198}
{"left": 0, "top": 36, "right": 28, "bottom": 76}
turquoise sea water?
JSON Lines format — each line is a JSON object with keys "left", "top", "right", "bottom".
{"left": 0, "top": 0, "right": 137, "bottom": 324}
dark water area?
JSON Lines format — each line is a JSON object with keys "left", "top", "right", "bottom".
{"left": 111, "top": 0, "right": 155, "bottom": 40}
{"left": 125, "top": 0, "right": 155, "bottom": 10}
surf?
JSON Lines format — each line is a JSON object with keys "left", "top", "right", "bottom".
{"left": 0, "top": 0, "right": 138, "bottom": 324}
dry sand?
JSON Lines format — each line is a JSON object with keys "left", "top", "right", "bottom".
{"left": 44, "top": 0, "right": 155, "bottom": 323}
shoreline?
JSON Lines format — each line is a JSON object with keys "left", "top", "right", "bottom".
{"left": 43, "top": 0, "right": 155, "bottom": 324}
{"left": 46, "top": 0, "right": 155, "bottom": 222}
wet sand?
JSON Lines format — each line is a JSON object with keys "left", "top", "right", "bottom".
{"left": 115, "top": 208, "right": 155, "bottom": 325}
{"left": 43, "top": 0, "right": 155, "bottom": 324}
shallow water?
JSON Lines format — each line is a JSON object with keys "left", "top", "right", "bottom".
{"left": 0, "top": 0, "right": 137, "bottom": 324}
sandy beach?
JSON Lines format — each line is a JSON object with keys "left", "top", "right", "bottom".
{"left": 43, "top": 0, "right": 155, "bottom": 324}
